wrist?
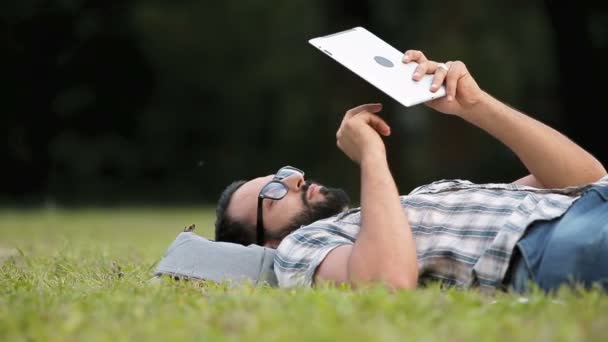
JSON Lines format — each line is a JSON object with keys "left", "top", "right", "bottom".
{"left": 458, "top": 91, "right": 496, "bottom": 121}
{"left": 360, "top": 149, "right": 387, "bottom": 168}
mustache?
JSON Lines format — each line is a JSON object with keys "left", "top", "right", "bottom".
{"left": 301, "top": 180, "right": 327, "bottom": 207}
{"left": 301, "top": 181, "right": 312, "bottom": 207}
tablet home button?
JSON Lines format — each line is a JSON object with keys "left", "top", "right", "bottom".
{"left": 374, "top": 56, "right": 394, "bottom": 68}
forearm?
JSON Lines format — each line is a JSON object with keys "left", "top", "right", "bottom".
{"left": 462, "top": 92, "right": 606, "bottom": 188}
{"left": 347, "top": 153, "right": 418, "bottom": 289}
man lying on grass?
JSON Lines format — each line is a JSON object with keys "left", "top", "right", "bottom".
{"left": 214, "top": 50, "right": 608, "bottom": 293}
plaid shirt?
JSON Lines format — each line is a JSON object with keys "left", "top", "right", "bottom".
{"left": 274, "top": 176, "right": 608, "bottom": 290}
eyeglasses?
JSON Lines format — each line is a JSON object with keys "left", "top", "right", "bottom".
{"left": 256, "top": 166, "right": 305, "bottom": 245}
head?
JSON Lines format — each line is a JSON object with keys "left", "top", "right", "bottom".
{"left": 214, "top": 166, "right": 350, "bottom": 248}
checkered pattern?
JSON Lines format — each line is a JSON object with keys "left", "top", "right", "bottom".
{"left": 275, "top": 176, "right": 608, "bottom": 290}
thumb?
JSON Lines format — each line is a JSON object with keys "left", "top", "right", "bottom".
{"left": 362, "top": 112, "right": 391, "bottom": 136}
{"left": 345, "top": 103, "right": 383, "bottom": 120}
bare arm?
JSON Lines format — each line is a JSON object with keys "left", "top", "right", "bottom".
{"left": 348, "top": 151, "right": 418, "bottom": 288}
{"left": 461, "top": 93, "right": 606, "bottom": 188}
{"left": 314, "top": 104, "right": 418, "bottom": 290}
{"left": 404, "top": 51, "right": 607, "bottom": 188}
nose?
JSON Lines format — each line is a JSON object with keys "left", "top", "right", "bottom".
{"left": 282, "top": 173, "right": 305, "bottom": 191}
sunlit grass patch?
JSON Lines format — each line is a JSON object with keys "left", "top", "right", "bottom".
{"left": 1, "top": 207, "right": 607, "bottom": 341}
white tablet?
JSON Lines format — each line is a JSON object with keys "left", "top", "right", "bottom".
{"left": 309, "top": 27, "right": 446, "bottom": 107}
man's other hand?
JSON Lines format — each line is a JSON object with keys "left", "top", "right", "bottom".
{"left": 402, "top": 50, "right": 486, "bottom": 116}
{"left": 336, "top": 103, "right": 390, "bottom": 165}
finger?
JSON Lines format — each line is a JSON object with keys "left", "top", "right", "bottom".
{"left": 430, "top": 63, "right": 448, "bottom": 92}
{"left": 345, "top": 103, "right": 382, "bottom": 119}
{"left": 413, "top": 61, "right": 439, "bottom": 81}
{"left": 360, "top": 112, "right": 391, "bottom": 136}
{"left": 402, "top": 50, "right": 428, "bottom": 63}
{"left": 445, "top": 61, "right": 462, "bottom": 101}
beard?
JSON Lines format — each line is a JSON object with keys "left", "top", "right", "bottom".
{"left": 266, "top": 181, "right": 351, "bottom": 241}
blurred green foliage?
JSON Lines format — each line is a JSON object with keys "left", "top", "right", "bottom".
{"left": 1, "top": 0, "right": 606, "bottom": 205}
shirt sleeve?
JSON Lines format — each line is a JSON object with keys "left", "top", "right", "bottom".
{"left": 274, "top": 224, "right": 353, "bottom": 288}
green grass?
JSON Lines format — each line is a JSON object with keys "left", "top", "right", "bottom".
{"left": 1, "top": 207, "right": 607, "bottom": 341}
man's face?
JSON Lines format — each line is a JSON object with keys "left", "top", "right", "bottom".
{"left": 227, "top": 170, "right": 350, "bottom": 247}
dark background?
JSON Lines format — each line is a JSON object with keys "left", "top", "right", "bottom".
{"left": 2, "top": 0, "right": 606, "bottom": 206}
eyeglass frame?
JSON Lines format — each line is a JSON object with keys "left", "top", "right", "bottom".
{"left": 256, "top": 166, "right": 305, "bottom": 246}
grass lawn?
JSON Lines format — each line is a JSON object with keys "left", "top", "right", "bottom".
{"left": 1, "top": 207, "right": 607, "bottom": 341}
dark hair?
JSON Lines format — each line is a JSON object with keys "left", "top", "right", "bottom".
{"left": 214, "top": 180, "right": 256, "bottom": 246}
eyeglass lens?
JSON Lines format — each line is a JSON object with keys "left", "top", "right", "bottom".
{"left": 276, "top": 167, "right": 303, "bottom": 179}
{"left": 261, "top": 182, "right": 288, "bottom": 199}
{"left": 260, "top": 167, "right": 303, "bottom": 199}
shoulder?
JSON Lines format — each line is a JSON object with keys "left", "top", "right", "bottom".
{"left": 275, "top": 220, "right": 354, "bottom": 263}
{"left": 274, "top": 220, "right": 354, "bottom": 288}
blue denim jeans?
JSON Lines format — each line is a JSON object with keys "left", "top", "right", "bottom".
{"left": 507, "top": 185, "right": 608, "bottom": 293}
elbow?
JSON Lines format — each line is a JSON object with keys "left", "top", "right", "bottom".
{"left": 588, "top": 160, "right": 608, "bottom": 182}
{"left": 347, "top": 254, "right": 419, "bottom": 290}
{"left": 387, "top": 271, "right": 418, "bottom": 290}
{"left": 585, "top": 156, "right": 607, "bottom": 180}
{"left": 347, "top": 270, "right": 418, "bottom": 290}
{"left": 387, "top": 259, "right": 419, "bottom": 290}
{"left": 593, "top": 164, "right": 608, "bottom": 182}
{"left": 566, "top": 162, "right": 607, "bottom": 187}
{"left": 349, "top": 275, "right": 417, "bottom": 291}
{"left": 372, "top": 267, "right": 418, "bottom": 290}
